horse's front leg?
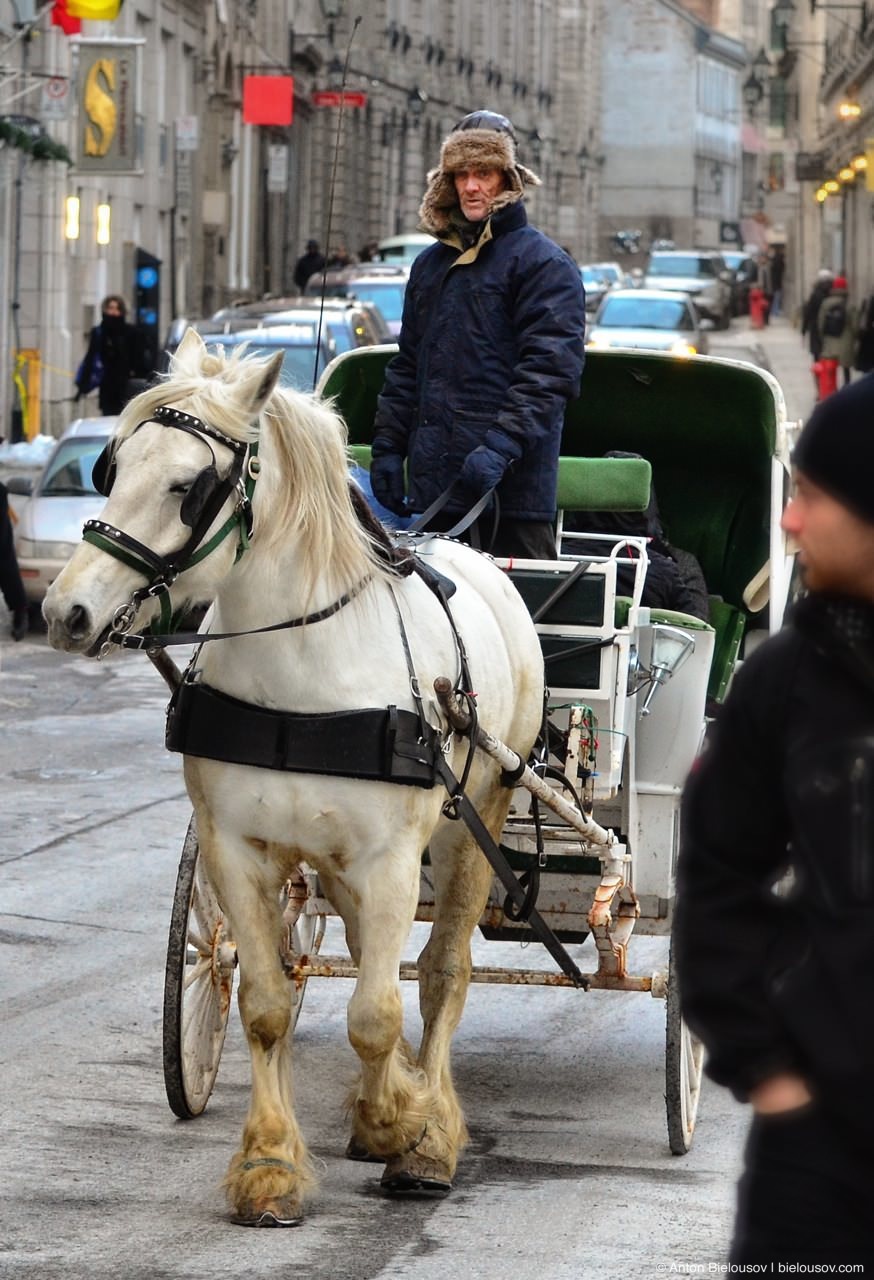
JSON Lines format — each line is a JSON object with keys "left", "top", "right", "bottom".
{"left": 345, "top": 844, "right": 437, "bottom": 1179}
{"left": 199, "top": 822, "right": 314, "bottom": 1226}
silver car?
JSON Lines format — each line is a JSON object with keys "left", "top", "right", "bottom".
{"left": 11, "top": 417, "right": 116, "bottom": 604}
{"left": 643, "top": 250, "right": 733, "bottom": 329}
{"left": 586, "top": 288, "right": 710, "bottom": 356}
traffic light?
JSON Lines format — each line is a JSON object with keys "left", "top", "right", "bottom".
{"left": 134, "top": 247, "right": 161, "bottom": 375}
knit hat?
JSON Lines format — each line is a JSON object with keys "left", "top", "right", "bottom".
{"left": 792, "top": 373, "right": 874, "bottom": 524}
{"left": 418, "top": 109, "right": 541, "bottom": 236}
{"left": 832, "top": 275, "right": 848, "bottom": 290}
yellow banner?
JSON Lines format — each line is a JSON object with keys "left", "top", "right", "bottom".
{"left": 75, "top": 40, "right": 140, "bottom": 174}
{"left": 68, "top": 1, "right": 122, "bottom": 17}
{"left": 866, "top": 138, "right": 874, "bottom": 192}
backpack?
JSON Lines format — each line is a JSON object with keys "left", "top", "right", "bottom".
{"left": 822, "top": 302, "right": 847, "bottom": 339}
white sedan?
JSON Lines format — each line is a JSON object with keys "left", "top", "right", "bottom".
{"left": 11, "top": 416, "right": 116, "bottom": 604}
{"left": 586, "top": 288, "right": 710, "bottom": 357}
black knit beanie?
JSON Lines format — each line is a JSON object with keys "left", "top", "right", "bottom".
{"left": 792, "top": 373, "right": 874, "bottom": 524}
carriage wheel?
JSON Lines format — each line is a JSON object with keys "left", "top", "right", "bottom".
{"left": 163, "top": 816, "right": 236, "bottom": 1120}
{"left": 281, "top": 874, "right": 327, "bottom": 1031}
{"left": 665, "top": 940, "right": 704, "bottom": 1155}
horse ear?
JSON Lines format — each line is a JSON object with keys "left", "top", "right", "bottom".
{"left": 172, "top": 327, "right": 207, "bottom": 372}
{"left": 244, "top": 351, "right": 284, "bottom": 416}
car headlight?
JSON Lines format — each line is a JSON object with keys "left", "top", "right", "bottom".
{"left": 16, "top": 539, "right": 79, "bottom": 560}
{"left": 669, "top": 341, "right": 697, "bottom": 358}
{"left": 586, "top": 334, "right": 610, "bottom": 349}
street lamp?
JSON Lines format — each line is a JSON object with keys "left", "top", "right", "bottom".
{"left": 318, "top": 0, "right": 343, "bottom": 42}
{"left": 407, "top": 87, "right": 427, "bottom": 122}
{"left": 772, "top": 0, "right": 795, "bottom": 31}
{"left": 743, "top": 71, "right": 765, "bottom": 116}
{"left": 577, "top": 145, "right": 590, "bottom": 176}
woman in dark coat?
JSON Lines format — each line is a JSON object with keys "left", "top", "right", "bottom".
{"left": 75, "top": 295, "right": 144, "bottom": 416}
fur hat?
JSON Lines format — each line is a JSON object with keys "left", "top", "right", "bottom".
{"left": 792, "top": 373, "right": 874, "bottom": 524}
{"left": 418, "top": 110, "right": 541, "bottom": 236}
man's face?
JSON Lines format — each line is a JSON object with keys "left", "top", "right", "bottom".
{"left": 782, "top": 471, "right": 874, "bottom": 598}
{"left": 453, "top": 166, "right": 507, "bottom": 221}
{"left": 103, "top": 300, "right": 123, "bottom": 318}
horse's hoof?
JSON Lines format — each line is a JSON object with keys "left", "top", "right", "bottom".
{"left": 230, "top": 1203, "right": 303, "bottom": 1228}
{"left": 345, "top": 1136, "right": 382, "bottom": 1163}
{"left": 380, "top": 1152, "right": 452, "bottom": 1199}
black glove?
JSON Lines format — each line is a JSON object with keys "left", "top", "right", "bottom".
{"left": 459, "top": 446, "right": 509, "bottom": 498}
{"left": 73, "top": 388, "right": 84, "bottom": 402}
{"left": 369, "top": 441, "right": 407, "bottom": 516}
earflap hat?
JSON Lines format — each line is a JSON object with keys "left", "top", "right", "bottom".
{"left": 418, "top": 110, "right": 541, "bottom": 236}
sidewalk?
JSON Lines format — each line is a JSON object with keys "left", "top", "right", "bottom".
{"left": 712, "top": 314, "right": 816, "bottom": 425}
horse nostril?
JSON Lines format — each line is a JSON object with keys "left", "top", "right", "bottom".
{"left": 67, "top": 604, "right": 91, "bottom": 640}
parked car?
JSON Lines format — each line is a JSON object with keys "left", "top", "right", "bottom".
{"left": 10, "top": 416, "right": 116, "bottom": 604}
{"left": 304, "top": 264, "right": 408, "bottom": 335}
{"left": 588, "top": 261, "right": 628, "bottom": 290}
{"left": 162, "top": 298, "right": 391, "bottom": 377}
{"left": 579, "top": 265, "right": 614, "bottom": 313}
{"left": 721, "top": 250, "right": 759, "bottom": 316}
{"left": 643, "top": 250, "right": 733, "bottom": 329}
{"left": 585, "top": 288, "right": 710, "bottom": 356}
{"left": 375, "top": 233, "right": 434, "bottom": 264}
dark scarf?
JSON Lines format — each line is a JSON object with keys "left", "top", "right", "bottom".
{"left": 792, "top": 592, "right": 874, "bottom": 696}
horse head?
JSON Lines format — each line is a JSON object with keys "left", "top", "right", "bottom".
{"left": 43, "top": 328, "right": 284, "bottom": 655}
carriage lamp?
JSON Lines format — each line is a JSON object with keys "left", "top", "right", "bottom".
{"left": 639, "top": 625, "right": 696, "bottom": 717}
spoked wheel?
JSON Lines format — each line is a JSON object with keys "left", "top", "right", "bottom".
{"left": 665, "top": 939, "right": 704, "bottom": 1154}
{"left": 280, "top": 871, "right": 326, "bottom": 1031}
{"left": 163, "top": 816, "right": 236, "bottom": 1119}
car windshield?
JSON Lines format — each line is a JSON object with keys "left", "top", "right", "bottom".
{"left": 40, "top": 437, "right": 107, "bottom": 496}
{"left": 581, "top": 268, "right": 607, "bottom": 286}
{"left": 597, "top": 297, "right": 694, "bottom": 331}
{"left": 596, "top": 266, "right": 621, "bottom": 284}
{"left": 648, "top": 256, "right": 716, "bottom": 278}
{"left": 207, "top": 335, "right": 328, "bottom": 389}
{"left": 342, "top": 283, "right": 405, "bottom": 323}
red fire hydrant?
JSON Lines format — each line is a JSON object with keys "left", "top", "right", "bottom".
{"left": 748, "top": 286, "right": 768, "bottom": 329}
{"left": 813, "top": 357, "right": 839, "bottom": 401}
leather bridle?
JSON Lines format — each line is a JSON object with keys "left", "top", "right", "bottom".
{"left": 82, "top": 404, "right": 259, "bottom": 649}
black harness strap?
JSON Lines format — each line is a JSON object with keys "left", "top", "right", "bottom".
{"left": 433, "top": 754, "right": 588, "bottom": 989}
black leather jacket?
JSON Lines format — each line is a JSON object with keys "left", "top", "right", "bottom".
{"left": 675, "top": 594, "right": 874, "bottom": 1144}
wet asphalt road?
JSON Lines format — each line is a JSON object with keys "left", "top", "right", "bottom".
{"left": 0, "top": 622, "right": 748, "bottom": 1280}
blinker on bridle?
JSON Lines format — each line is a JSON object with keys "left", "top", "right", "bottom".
{"left": 83, "top": 404, "right": 259, "bottom": 651}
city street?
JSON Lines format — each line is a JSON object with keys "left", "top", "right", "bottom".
{"left": 0, "top": 628, "right": 751, "bottom": 1280}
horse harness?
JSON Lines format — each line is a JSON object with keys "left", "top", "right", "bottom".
{"left": 87, "top": 403, "right": 586, "bottom": 986}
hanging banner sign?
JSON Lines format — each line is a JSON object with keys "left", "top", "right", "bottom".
{"left": 74, "top": 39, "right": 142, "bottom": 174}
{"left": 311, "top": 91, "right": 367, "bottom": 109}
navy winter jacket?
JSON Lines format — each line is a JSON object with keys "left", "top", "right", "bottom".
{"left": 373, "top": 201, "right": 586, "bottom": 521}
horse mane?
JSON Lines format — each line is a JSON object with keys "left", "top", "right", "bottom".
{"left": 118, "top": 345, "right": 397, "bottom": 603}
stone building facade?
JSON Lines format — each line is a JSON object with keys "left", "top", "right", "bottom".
{"left": 0, "top": 0, "right": 601, "bottom": 439}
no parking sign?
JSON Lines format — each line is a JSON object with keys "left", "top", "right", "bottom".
{"left": 41, "top": 76, "right": 70, "bottom": 121}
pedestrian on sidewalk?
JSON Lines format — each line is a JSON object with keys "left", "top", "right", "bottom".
{"left": 74, "top": 295, "right": 146, "bottom": 416}
{"left": 293, "top": 240, "right": 325, "bottom": 292}
{"left": 768, "top": 246, "right": 785, "bottom": 318}
{"left": 0, "top": 481, "right": 28, "bottom": 641}
{"left": 801, "top": 269, "right": 833, "bottom": 363}
{"left": 674, "top": 373, "right": 874, "bottom": 1269}
{"left": 817, "top": 275, "right": 855, "bottom": 387}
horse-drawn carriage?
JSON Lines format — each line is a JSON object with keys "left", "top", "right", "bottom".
{"left": 43, "top": 334, "right": 795, "bottom": 1226}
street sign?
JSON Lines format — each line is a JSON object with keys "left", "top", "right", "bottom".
{"left": 311, "top": 91, "right": 367, "bottom": 109}
{"left": 175, "top": 115, "right": 199, "bottom": 152}
{"left": 41, "top": 76, "right": 70, "bottom": 121}
{"left": 795, "top": 151, "right": 826, "bottom": 182}
{"left": 267, "top": 144, "right": 288, "bottom": 193}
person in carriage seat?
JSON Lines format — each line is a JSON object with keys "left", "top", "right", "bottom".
{"left": 562, "top": 450, "right": 709, "bottom": 620}
{"left": 369, "top": 110, "right": 586, "bottom": 559}
{"left": 675, "top": 374, "right": 874, "bottom": 1268}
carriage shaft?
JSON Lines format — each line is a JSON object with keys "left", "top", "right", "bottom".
{"left": 290, "top": 954, "right": 660, "bottom": 992}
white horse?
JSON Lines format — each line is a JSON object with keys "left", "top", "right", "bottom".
{"left": 44, "top": 329, "right": 545, "bottom": 1226}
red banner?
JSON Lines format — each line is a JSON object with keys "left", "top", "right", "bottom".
{"left": 243, "top": 76, "right": 294, "bottom": 126}
{"left": 312, "top": 91, "right": 367, "bottom": 109}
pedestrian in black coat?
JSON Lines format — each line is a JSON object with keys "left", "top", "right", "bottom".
{"left": 0, "top": 481, "right": 28, "bottom": 640}
{"left": 674, "top": 373, "right": 874, "bottom": 1269}
{"left": 293, "top": 240, "right": 325, "bottom": 292}
{"left": 75, "top": 295, "right": 144, "bottom": 416}
{"left": 800, "top": 269, "right": 834, "bottom": 360}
